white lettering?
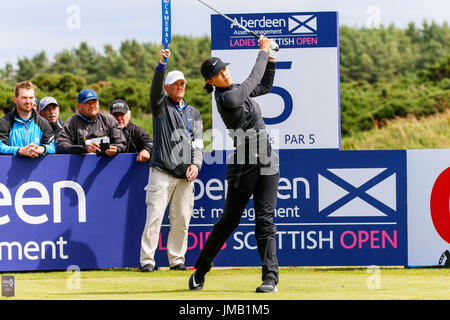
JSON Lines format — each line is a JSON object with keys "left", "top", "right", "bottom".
{"left": 0, "top": 180, "right": 86, "bottom": 226}
{"left": 53, "top": 181, "right": 86, "bottom": 223}
{"left": 0, "top": 241, "right": 22, "bottom": 260}
{"left": 24, "top": 241, "right": 40, "bottom": 260}
{"left": 194, "top": 176, "right": 309, "bottom": 201}
{"left": 233, "top": 231, "right": 257, "bottom": 250}
{"left": 205, "top": 179, "right": 223, "bottom": 200}
{"left": 277, "top": 231, "right": 286, "bottom": 249}
{"left": 41, "top": 240, "right": 56, "bottom": 259}
{"left": 231, "top": 16, "right": 286, "bottom": 30}
{"left": 233, "top": 231, "right": 244, "bottom": 250}
{"left": 211, "top": 208, "right": 223, "bottom": 219}
{"left": 288, "top": 231, "right": 300, "bottom": 249}
{"left": 245, "top": 231, "right": 257, "bottom": 249}
{"left": 0, "top": 184, "right": 12, "bottom": 225}
{"left": 233, "top": 230, "right": 334, "bottom": 250}
{"left": 15, "top": 182, "right": 49, "bottom": 225}
{"left": 277, "top": 178, "right": 291, "bottom": 199}
{"left": 193, "top": 179, "right": 204, "bottom": 201}
{"left": 57, "top": 237, "right": 69, "bottom": 259}
{"left": 293, "top": 177, "right": 310, "bottom": 199}
{"left": 0, "top": 237, "right": 69, "bottom": 261}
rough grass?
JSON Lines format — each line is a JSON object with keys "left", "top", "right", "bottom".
{"left": 342, "top": 109, "right": 450, "bottom": 150}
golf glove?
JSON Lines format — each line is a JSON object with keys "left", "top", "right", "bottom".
{"left": 268, "top": 40, "right": 279, "bottom": 59}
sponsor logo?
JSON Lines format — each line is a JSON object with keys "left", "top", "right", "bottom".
{"left": 430, "top": 167, "right": 450, "bottom": 243}
{"left": 213, "top": 11, "right": 338, "bottom": 51}
{"left": 318, "top": 168, "right": 397, "bottom": 217}
{"left": 288, "top": 15, "right": 317, "bottom": 34}
{"left": 0, "top": 181, "right": 86, "bottom": 226}
{"left": 230, "top": 16, "right": 286, "bottom": 30}
{"left": 229, "top": 15, "right": 318, "bottom": 35}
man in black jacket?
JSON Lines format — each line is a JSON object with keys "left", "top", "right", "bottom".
{"left": 139, "top": 46, "right": 204, "bottom": 272}
{"left": 110, "top": 99, "right": 153, "bottom": 162}
{"left": 56, "top": 89, "right": 126, "bottom": 155}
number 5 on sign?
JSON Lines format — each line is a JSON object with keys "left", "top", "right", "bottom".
{"left": 263, "top": 61, "right": 293, "bottom": 125}
{"left": 161, "top": 0, "right": 171, "bottom": 63}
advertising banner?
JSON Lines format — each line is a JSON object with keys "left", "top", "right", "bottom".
{"left": 210, "top": 12, "right": 340, "bottom": 150}
{"left": 0, "top": 150, "right": 408, "bottom": 272}
{"left": 0, "top": 154, "right": 148, "bottom": 272}
{"left": 158, "top": 149, "right": 408, "bottom": 267}
{"left": 407, "top": 149, "right": 450, "bottom": 267}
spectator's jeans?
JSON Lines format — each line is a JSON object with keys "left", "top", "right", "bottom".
{"left": 140, "top": 167, "right": 194, "bottom": 268}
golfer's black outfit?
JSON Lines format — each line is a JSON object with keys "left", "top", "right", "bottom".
{"left": 194, "top": 51, "right": 280, "bottom": 284}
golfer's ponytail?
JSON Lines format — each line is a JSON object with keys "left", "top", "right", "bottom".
{"left": 204, "top": 83, "right": 214, "bottom": 94}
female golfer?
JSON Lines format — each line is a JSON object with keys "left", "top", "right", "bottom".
{"left": 189, "top": 36, "right": 280, "bottom": 293}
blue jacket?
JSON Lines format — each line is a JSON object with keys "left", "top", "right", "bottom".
{"left": 0, "top": 108, "right": 56, "bottom": 156}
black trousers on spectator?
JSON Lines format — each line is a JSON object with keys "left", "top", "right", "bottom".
{"left": 194, "top": 168, "right": 279, "bottom": 283}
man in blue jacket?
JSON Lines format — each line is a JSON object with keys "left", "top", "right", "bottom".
{"left": 0, "top": 81, "right": 55, "bottom": 157}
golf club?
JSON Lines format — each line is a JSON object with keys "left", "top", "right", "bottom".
{"left": 197, "top": 0, "right": 279, "bottom": 51}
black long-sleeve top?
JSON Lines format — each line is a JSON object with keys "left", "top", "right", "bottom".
{"left": 122, "top": 121, "right": 153, "bottom": 154}
{"left": 213, "top": 51, "right": 279, "bottom": 178}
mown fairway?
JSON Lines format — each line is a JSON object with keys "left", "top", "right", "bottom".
{"left": 1, "top": 267, "right": 449, "bottom": 300}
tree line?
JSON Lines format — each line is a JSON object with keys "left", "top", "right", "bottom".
{"left": 0, "top": 21, "right": 448, "bottom": 136}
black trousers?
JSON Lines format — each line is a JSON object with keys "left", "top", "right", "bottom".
{"left": 194, "top": 168, "right": 280, "bottom": 283}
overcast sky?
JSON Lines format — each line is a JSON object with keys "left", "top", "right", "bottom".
{"left": 0, "top": 0, "right": 449, "bottom": 68}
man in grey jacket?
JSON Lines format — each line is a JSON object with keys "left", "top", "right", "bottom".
{"left": 140, "top": 46, "right": 204, "bottom": 272}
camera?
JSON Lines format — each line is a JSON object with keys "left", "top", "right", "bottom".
{"left": 99, "top": 139, "right": 111, "bottom": 154}
{"left": 85, "top": 136, "right": 111, "bottom": 155}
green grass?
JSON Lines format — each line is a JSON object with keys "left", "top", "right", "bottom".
{"left": 57, "top": 104, "right": 450, "bottom": 152}
{"left": 342, "top": 108, "right": 450, "bottom": 150}
{"left": 1, "top": 267, "right": 449, "bottom": 300}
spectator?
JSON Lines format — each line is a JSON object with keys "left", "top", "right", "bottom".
{"left": 110, "top": 99, "right": 153, "bottom": 162}
{"left": 38, "top": 96, "right": 64, "bottom": 137}
{"left": 139, "top": 46, "right": 204, "bottom": 272}
{"left": 56, "top": 89, "right": 126, "bottom": 156}
{"left": 0, "top": 81, "right": 55, "bottom": 157}
{"left": 33, "top": 97, "right": 39, "bottom": 112}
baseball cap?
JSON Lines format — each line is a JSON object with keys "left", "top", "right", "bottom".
{"left": 38, "top": 96, "right": 59, "bottom": 112}
{"left": 165, "top": 70, "right": 187, "bottom": 85}
{"left": 110, "top": 99, "right": 129, "bottom": 114}
{"left": 78, "top": 89, "right": 99, "bottom": 104}
{"left": 201, "top": 57, "right": 230, "bottom": 80}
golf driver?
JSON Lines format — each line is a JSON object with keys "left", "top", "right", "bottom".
{"left": 197, "top": 0, "right": 279, "bottom": 52}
